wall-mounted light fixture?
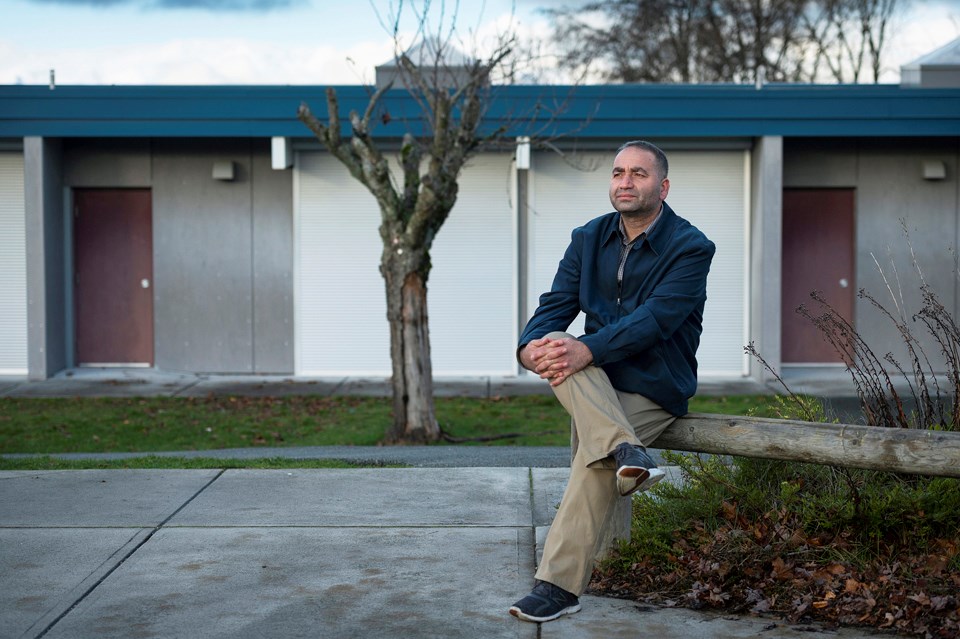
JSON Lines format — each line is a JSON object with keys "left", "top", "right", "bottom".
{"left": 212, "top": 161, "right": 236, "bottom": 181}
{"left": 272, "top": 137, "right": 293, "bottom": 170}
{"left": 515, "top": 136, "right": 531, "bottom": 170}
{"left": 922, "top": 160, "right": 946, "bottom": 181}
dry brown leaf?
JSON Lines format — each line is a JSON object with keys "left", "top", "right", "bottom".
{"left": 721, "top": 500, "right": 737, "bottom": 521}
{"left": 907, "top": 592, "right": 930, "bottom": 606}
{"left": 771, "top": 557, "right": 792, "bottom": 580}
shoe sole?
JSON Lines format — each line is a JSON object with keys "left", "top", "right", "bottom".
{"left": 508, "top": 603, "right": 582, "bottom": 623}
{"left": 616, "top": 466, "right": 665, "bottom": 497}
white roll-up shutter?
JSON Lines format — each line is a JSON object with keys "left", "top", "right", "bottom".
{"left": 296, "top": 153, "right": 389, "bottom": 375}
{"left": 527, "top": 150, "right": 748, "bottom": 376}
{"left": 296, "top": 152, "right": 516, "bottom": 376}
{"left": 0, "top": 152, "right": 27, "bottom": 374}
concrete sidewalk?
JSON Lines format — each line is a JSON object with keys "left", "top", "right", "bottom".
{"left": 1, "top": 467, "right": 881, "bottom": 639}
{"left": 0, "top": 367, "right": 776, "bottom": 399}
{"left": 1, "top": 369, "right": 883, "bottom": 637}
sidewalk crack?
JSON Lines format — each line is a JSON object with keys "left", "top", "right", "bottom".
{"left": 32, "top": 469, "right": 227, "bottom": 638}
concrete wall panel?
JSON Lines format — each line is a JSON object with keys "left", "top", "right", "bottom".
{"left": 42, "top": 140, "right": 67, "bottom": 375}
{"left": 152, "top": 139, "right": 254, "bottom": 373}
{"left": 855, "top": 141, "right": 959, "bottom": 372}
{"left": 784, "top": 137, "right": 960, "bottom": 374}
{"left": 64, "top": 139, "right": 151, "bottom": 187}
{"left": 24, "top": 137, "right": 67, "bottom": 379}
{"left": 251, "top": 147, "right": 293, "bottom": 373}
{"left": 749, "top": 136, "right": 783, "bottom": 381}
{"left": 783, "top": 139, "right": 857, "bottom": 188}
{"left": 61, "top": 138, "right": 293, "bottom": 374}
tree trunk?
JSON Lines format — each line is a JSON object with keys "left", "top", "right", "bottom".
{"left": 382, "top": 251, "right": 439, "bottom": 444}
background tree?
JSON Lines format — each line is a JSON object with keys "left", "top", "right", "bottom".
{"left": 802, "top": 0, "right": 898, "bottom": 82}
{"left": 297, "top": 3, "right": 513, "bottom": 444}
{"left": 545, "top": 0, "right": 904, "bottom": 84}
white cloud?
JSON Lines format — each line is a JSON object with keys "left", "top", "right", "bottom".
{"left": 0, "top": 36, "right": 396, "bottom": 85}
{"left": 1, "top": 1, "right": 957, "bottom": 86}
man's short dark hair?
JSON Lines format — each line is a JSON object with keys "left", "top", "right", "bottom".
{"left": 617, "top": 140, "right": 668, "bottom": 180}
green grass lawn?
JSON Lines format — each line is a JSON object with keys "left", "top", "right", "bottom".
{"left": 0, "top": 394, "right": 781, "bottom": 455}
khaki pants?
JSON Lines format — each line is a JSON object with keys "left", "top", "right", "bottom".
{"left": 535, "top": 332, "right": 677, "bottom": 596}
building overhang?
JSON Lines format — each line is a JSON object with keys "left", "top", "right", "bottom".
{"left": 1, "top": 83, "right": 959, "bottom": 139}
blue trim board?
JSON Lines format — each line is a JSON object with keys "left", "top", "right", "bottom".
{"left": 1, "top": 84, "right": 959, "bottom": 138}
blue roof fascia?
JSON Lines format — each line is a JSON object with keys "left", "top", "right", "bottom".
{"left": 1, "top": 83, "right": 959, "bottom": 138}
{"left": 486, "top": 84, "right": 960, "bottom": 139}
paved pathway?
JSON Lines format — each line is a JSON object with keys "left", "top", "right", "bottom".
{"left": 1, "top": 467, "right": 880, "bottom": 639}
{"left": 1, "top": 369, "right": 885, "bottom": 637}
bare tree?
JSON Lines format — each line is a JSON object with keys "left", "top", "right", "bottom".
{"left": 703, "top": 0, "right": 811, "bottom": 82}
{"left": 545, "top": 0, "right": 713, "bottom": 83}
{"left": 545, "top": 0, "right": 904, "bottom": 84}
{"left": 802, "top": 0, "right": 899, "bottom": 83}
{"left": 297, "top": 3, "right": 513, "bottom": 444}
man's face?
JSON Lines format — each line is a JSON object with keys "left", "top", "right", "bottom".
{"left": 608, "top": 146, "right": 670, "bottom": 218}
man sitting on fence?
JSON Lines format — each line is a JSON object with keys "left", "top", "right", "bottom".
{"left": 509, "top": 140, "right": 716, "bottom": 623}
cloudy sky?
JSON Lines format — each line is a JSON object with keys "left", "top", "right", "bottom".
{"left": 2, "top": 0, "right": 958, "bottom": 86}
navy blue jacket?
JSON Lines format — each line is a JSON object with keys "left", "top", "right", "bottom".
{"left": 518, "top": 202, "right": 715, "bottom": 416}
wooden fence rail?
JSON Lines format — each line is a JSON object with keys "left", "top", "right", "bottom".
{"left": 595, "top": 414, "right": 960, "bottom": 557}
{"left": 650, "top": 413, "right": 960, "bottom": 478}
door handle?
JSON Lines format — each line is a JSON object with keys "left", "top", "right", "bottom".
{"left": 141, "top": 279, "right": 150, "bottom": 289}
{"left": 839, "top": 278, "right": 849, "bottom": 288}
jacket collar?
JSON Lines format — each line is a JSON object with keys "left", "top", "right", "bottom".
{"left": 602, "top": 201, "right": 678, "bottom": 255}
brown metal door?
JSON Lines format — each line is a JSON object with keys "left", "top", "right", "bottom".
{"left": 781, "top": 189, "right": 855, "bottom": 363}
{"left": 74, "top": 189, "right": 154, "bottom": 365}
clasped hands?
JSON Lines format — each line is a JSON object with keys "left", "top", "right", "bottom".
{"left": 520, "top": 336, "right": 594, "bottom": 387}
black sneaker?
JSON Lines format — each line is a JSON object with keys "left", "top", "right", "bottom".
{"left": 509, "top": 580, "right": 581, "bottom": 623}
{"left": 612, "top": 442, "right": 665, "bottom": 496}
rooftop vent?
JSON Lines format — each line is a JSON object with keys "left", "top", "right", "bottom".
{"left": 900, "top": 36, "right": 960, "bottom": 88}
{"left": 375, "top": 38, "right": 478, "bottom": 90}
